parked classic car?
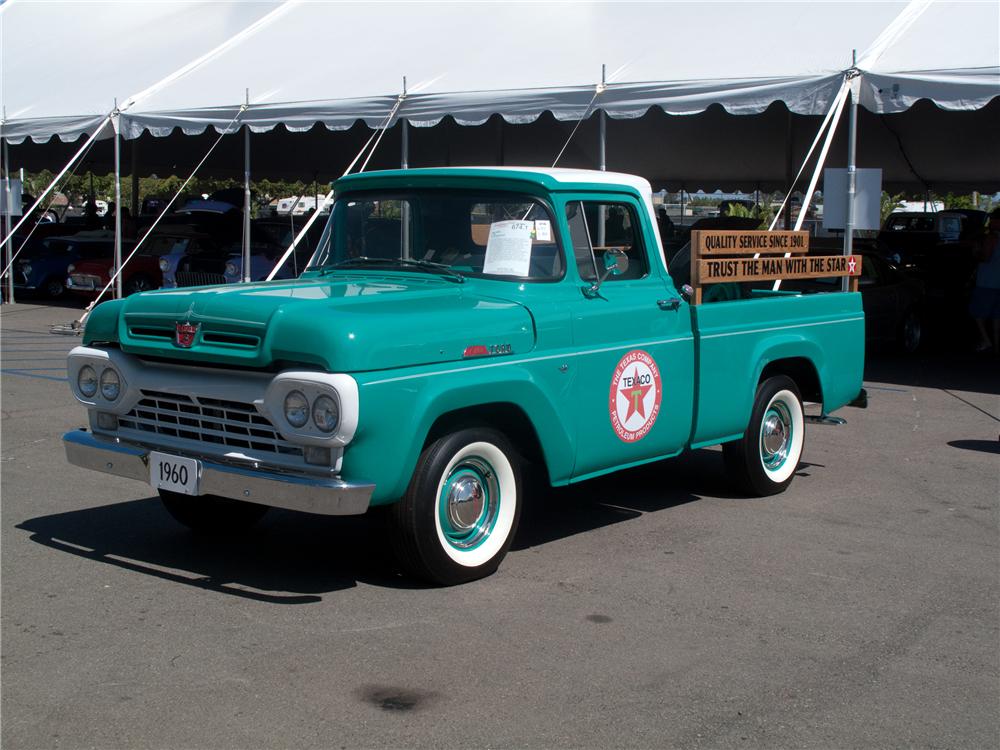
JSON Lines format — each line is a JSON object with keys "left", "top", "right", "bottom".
{"left": 784, "top": 252, "right": 925, "bottom": 352}
{"left": 66, "top": 249, "right": 161, "bottom": 298}
{"left": 14, "top": 231, "right": 115, "bottom": 298}
{"left": 221, "top": 219, "right": 326, "bottom": 283}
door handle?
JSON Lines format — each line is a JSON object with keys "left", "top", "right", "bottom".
{"left": 657, "top": 298, "right": 681, "bottom": 311}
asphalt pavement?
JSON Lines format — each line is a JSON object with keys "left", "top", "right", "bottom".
{"left": 2, "top": 301, "right": 998, "bottom": 749}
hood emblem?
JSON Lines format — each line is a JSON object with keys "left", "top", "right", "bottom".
{"left": 175, "top": 322, "right": 200, "bottom": 348}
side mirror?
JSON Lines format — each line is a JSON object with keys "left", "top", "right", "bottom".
{"left": 584, "top": 248, "right": 629, "bottom": 298}
{"left": 603, "top": 248, "right": 629, "bottom": 277}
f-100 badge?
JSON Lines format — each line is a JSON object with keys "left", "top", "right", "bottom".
{"left": 609, "top": 349, "right": 662, "bottom": 443}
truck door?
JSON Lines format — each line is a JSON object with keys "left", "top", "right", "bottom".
{"left": 564, "top": 195, "right": 696, "bottom": 480}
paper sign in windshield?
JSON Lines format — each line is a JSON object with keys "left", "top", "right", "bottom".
{"left": 484, "top": 220, "right": 533, "bottom": 276}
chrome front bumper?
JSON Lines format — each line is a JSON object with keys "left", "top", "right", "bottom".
{"left": 66, "top": 276, "right": 100, "bottom": 291}
{"left": 63, "top": 429, "right": 374, "bottom": 516}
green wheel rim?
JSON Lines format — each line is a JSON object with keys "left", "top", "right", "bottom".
{"left": 438, "top": 456, "right": 501, "bottom": 551}
{"left": 760, "top": 400, "right": 793, "bottom": 472}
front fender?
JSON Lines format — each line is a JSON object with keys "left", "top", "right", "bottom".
{"left": 343, "top": 362, "right": 575, "bottom": 504}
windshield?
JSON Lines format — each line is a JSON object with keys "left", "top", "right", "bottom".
{"left": 308, "top": 190, "right": 563, "bottom": 281}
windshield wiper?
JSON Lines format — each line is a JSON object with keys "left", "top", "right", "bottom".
{"left": 319, "top": 256, "right": 464, "bottom": 283}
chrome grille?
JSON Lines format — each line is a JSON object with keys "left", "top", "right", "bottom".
{"left": 118, "top": 389, "right": 302, "bottom": 458}
{"left": 176, "top": 271, "right": 227, "bottom": 287}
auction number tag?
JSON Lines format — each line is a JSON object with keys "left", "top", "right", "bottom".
{"left": 149, "top": 451, "right": 201, "bottom": 496}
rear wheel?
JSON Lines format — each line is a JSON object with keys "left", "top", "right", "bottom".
{"left": 159, "top": 490, "right": 269, "bottom": 534}
{"left": 388, "top": 428, "right": 522, "bottom": 585}
{"left": 723, "top": 376, "right": 805, "bottom": 496}
{"left": 898, "top": 308, "right": 922, "bottom": 353}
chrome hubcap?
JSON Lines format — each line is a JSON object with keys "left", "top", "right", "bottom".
{"left": 447, "top": 475, "right": 485, "bottom": 530}
{"left": 760, "top": 402, "right": 792, "bottom": 470}
{"left": 439, "top": 456, "right": 500, "bottom": 550}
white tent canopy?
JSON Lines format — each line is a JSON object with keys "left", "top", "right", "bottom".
{"left": 2, "top": 0, "right": 997, "bottom": 145}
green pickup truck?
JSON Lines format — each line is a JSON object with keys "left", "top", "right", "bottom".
{"left": 63, "top": 168, "right": 865, "bottom": 585}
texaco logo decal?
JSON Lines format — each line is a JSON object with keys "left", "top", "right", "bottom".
{"left": 609, "top": 349, "right": 662, "bottom": 443}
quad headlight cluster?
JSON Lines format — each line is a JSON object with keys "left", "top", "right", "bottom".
{"left": 283, "top": 389, "right": 339, "bottom": 433}
{"left": 264, "top": 372, "right": 358, "bottom": 446}
{"left": 76, "top": 363, "right": 123, "bottom": 403}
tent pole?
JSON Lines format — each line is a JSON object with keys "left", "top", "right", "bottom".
{"left": 784, "top": 109, "right": 793, "bottom": 230}
{"left": 599, "top": 110, "right": 606, "bottom": 171}
{"left": 113, "top": 113, "right": 123, "bottom": 299}
{"left": 243, "top": 123, "right": 251, "bottom": 282}
{"left": 843, "top": 61, "right": 859, "bottom": 292}
{"left": 598, "top": 63, "right": 607, "bottom": 248}
{"left": 130, "top": 137, "right": 139, "bottom": 221}
{"left": 495, "top": 117, "right": 504, "bottom": 165}
{"left": 401, "top": 119, "right": 409, "bottom": 169}
{"left": 401, "top": 117, "right": 411, "bottom": 258}
{"left": 2, "top": 135, "right": 14, "bottom": 304}
{"left": 401, "top": 76, "right": 411, "bottom": 258}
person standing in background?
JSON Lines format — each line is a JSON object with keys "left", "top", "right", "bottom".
{"left": 970, "top": 208, "right": 1000, "bottom": 354}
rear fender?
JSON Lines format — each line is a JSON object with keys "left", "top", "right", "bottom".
{"left": 726, "top": 337, "right": 827, "bottom": 440}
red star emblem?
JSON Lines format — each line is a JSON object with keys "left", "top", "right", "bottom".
{"left": 848, "top": 256, "right": 858, "bottom": 274}
{"left": 619, "top": 367, "right": 652, "bottom": 422}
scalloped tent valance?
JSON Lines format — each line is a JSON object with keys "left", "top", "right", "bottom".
{"left": 2, "top": 1, "right": 997, "bottom": 145}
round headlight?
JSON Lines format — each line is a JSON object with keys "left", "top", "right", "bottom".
{"left": 100, "top": 368, "right": 121, "bottom": 401}
{"left": 67, "top": 264, "right": 76, "bottom": 274}
{"left": 284, "top": 390, "right": 309, "bottom": 428}
{"left": 78, "top": 365, "right": 98, "bottom": 397}
{"left": 159, "top": 257, "right": 171, "bottom": 272}
{"left": 21, "top": 263, "right": 33, "bottom": 276}
{"left": 312, "top": 394, "right": 339, "bottom": 433}
{"left": 225, "top": 261, "right": 238, "bottom": 277}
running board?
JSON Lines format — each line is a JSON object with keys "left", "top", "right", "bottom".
{"left": 805, "top": 415, "right": 847, "bottom": 426}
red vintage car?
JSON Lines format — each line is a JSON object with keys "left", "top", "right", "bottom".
{"left": 66, "top": 247, "right": 162, "bottom": 298}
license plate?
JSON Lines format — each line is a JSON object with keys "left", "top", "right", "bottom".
{"left": 150, "top": 452, "right": 201, "bottom": 495}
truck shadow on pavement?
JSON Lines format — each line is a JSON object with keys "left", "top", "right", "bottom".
{"left": 18, "top": 450, "right": 776, "bottom": 601}
{"left": 865, "top": 350, "right": 1000, "bottom": 396}
{"left": 513, "top": 448, "right": 744, "bottom": 550}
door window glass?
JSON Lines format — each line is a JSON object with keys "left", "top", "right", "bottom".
{"left": 565, "top": 201, "right": 648, "bottom": 281}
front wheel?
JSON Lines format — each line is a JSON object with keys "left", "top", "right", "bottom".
{"left": 388, "top": 428, "right": 523, "bottom": 585}
{"left": 723, "top": 376, "right": 805, "bottom": 496}
{"left": 43, "top": 276, "right": 65, "bottom": 299}
{"left": 159, "top": 490, "right": 269, "bottom": 534}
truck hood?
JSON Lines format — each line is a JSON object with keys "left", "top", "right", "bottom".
{"left": 99, "top": 275, "right": 536, "bottom": 372}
